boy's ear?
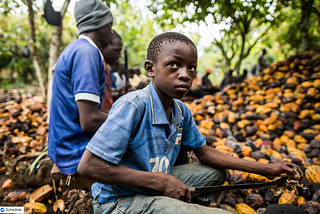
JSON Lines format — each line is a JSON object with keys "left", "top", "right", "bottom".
{"left": 144, "top": 60, "right": 154, "bottom": 77}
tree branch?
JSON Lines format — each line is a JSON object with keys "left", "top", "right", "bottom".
{"left": 60, "top": 0, "right": 71, "bottom": 19}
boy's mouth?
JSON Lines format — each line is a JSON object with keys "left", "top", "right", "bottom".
{"left": 176, "top": 84, "right": 189, "bottom": 92}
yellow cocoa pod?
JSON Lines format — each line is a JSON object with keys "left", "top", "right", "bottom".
{"left": 290, "top": 103, "right": 300, "bottom": 112}
{"left": 200, "top": 120, "right": 214, "bottom": 130}
{"left": 215, "top": 146, "right": 234, "bottom": 155}
{"left": 273, "top": 138, "right": 282, "bottom": 150}
{"left": 249, "top": 173, "right": 270, "bottom": 183}
{"left": 287, "top": 147, "right": 306, "bottom": 159}
{"left": 299, "top": 110, "right": 309, "bottom": 119}
{"left": 286, "top": 139, "right": 296, "bottom": 148}
{"left": 283, "top": 130, "right": 295, "bottom": 138}
{"left": 220, "top": 122, "right": 230, "bottom": 130}
{"left": 297, "top": 196, "right": 306, "bottom": 207}
{"left": 235, "top": 203, "right": 257, "bottom": 214}
{"left": 294, "top": 135, "right": 308, "bottom": 144}
{"left": 297, "top": 143, "right": 307, "bottom": 150}
{"left": 194, "top": 114, "right": 203, "bottom": 122}
{"left": 314, "top": 79, "right": 320, "bottom": 88}
{"left": 268, "top": 124, "right": 277, "bottom": 131}
{"left": 304, "top": 129, "right": 318, "bottom": 136}
{"left": 238, "top": 121, "right": 246, "bottom": 129}
{"left": 259, "top": 124, "right": 268, "bottom": 133}
{"left": 228, "top": 111, "right": 237, "bottom": 124}
{"left": 279, "top": 65, "right": 290, "bottom": 72}
{"left": 240, "top": 146, "right": 253, "bottom": 157}
{"left": 24, "top": 202, "right": 47, "bottom": 214}
{"left": 301, "top": 81, "right": 313, "bottom": 88}
{"left": 256, "top": 106, "right": 272, "bottom": 114}
{"left": 271, "top": 150, "right": 282, "bottom": 159}
{"left": 265, "top": 102, "right": 279, "bottom": 109}
{"left": 278, "top": 189, "right": 298, "bottom": 205}
{"left": 262, "top": 117, "right": 276, "bottom": 125}
{"left": 243, "top": 156, "right": 257, "bottom": 162}
{"left": 307, "top": 87, "right": 319, "bottom": 97}
{"left": 280, "top": 135, "right": 290, "bottom": 144}
{"left": 305, "top": 165, "right": 320, "bottom": 183}
{"left": 251, "top": 94, "right": 265, "bottom": 102}
{"left": 258, "top": 159, "right": 270, "bottom": 164}
{"left": 260, "top": 144, "right": 273, "bottom": 155}
{"left": 312, "top": 114, "right": 320, "bottom": 121}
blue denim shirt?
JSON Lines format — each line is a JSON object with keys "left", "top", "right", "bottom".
{"left": 86, "top": 82, "right": 206, "bottom": 203}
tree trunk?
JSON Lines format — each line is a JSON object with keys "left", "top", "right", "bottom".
{"left": 26, "top": 0, "right": 46, "bottom": 100}
{"left": 299, "top": 0, "right": 314, "bottom": 50}
{"left": 47, "top": 25, "right": 62, "bottom": 122}
{"left": 234, "top": 34, "right": 246, "bottom": 75}
{"left": 215, "top": 40, "right": 232, "bottom": 74}
{"left": 47, "top": 0, "right": 71, "bottom": 123}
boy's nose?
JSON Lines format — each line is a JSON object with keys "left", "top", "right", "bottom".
{"left": 178, "top": 68, "right": 191, "bottom": 81}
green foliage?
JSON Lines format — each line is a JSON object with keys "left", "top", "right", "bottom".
{"left": 29, "top": 146, "right": 48, "bottom": 176}
{"left": 0, "top": 12, "right": 34, "bottom": 85}
{"left": 198, "top": 44, "right": 225, "bottom": 85}
{"left": 0, "top": 0, "right": 21, "bottom": 15}
{"left": 274, "top": 0, "right": 320, "bottom": 50}
{"left": 109, "top": 0, "right": 159, "bottom": 70}
{"left": 148, "top": 0, "right": 278, "bottom": 73}
{"left": 0, "top": 4, "right": 79, "bottom": 88}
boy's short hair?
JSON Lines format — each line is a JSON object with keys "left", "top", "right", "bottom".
{"left": 112, "top": 30, "right": 122, "bottom": 40}
{"left": 147, "top": 32, "right": 196, "bottom": 63}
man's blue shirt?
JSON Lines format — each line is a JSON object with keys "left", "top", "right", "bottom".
{"left": 87, "top": 82, "right": 206, "bottom": 203}
{"left": 48, "top": 38, "right": 105, "bottom": 174}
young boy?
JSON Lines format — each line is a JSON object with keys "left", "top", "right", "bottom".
{"left": 78, "top": 32, "right": 300, "bottom": 213}
{"left": 101, "top": 30, "right": 123, "bottom": 112}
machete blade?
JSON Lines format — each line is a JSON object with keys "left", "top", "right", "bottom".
{"left": 191, "top": 176, "right": 287, "bottom": 196}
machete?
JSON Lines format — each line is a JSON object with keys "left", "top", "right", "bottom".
{"left": 189, "top": 176, "right": 288, "bottom": 198}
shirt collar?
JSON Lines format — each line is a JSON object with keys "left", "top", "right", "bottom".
{"left": 79, "top": 35, "right": 104, "bottom": 60}
{"left": 145, "top": 82, "right": 184, "bottom": 125}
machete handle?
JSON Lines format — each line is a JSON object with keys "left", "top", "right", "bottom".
{"left": 188, "top": 186, "right": 195, "bottom": 200}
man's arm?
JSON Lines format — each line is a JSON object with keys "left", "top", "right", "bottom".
{"left": 78, "top": 149, "right": 192, "bottom": 202}
{"left": 195, "top": 144, "right": 301, "bottom": 179}
{"left": 77, "top": 100, "right": 108, "bottom": 132}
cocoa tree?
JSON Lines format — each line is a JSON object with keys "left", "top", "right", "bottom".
{"left": 46, "top": 0, "right": 71, "bottom": 122}
{"left": 148, "top": 0, "right": 278, "bottom": 74}
{"left": 278, "top": 0, "right": 320, "bottom": 50}
{"left": 25, "top": 0, "right": 46, "bottom": 99}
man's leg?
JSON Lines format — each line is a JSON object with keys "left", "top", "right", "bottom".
{"left": 171, "top": 161, "right": 227, "bottom": 201}
{"left": 93, "top": 161, "right": 230, "bottom": 214}
{"left": 93, "top": 194, "right": 232, "bottom": 214}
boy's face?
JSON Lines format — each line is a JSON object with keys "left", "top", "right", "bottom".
{"left": 145, "top": 41, "right": 197, "bottom": 102}
{"left": 97, "top": 23, "right": 113, "bottom": 48}
{"left": 101, "top": 37, "right": 123, "bottom": 65}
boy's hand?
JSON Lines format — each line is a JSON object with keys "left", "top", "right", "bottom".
{"left": 156, "top": 173, "right": 192, "bottom": 202}
{"left": 266, "top": 161, "right": 303, "bottom": 180}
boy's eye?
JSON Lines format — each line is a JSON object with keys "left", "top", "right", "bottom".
{"left": 169, "top": 62, "right": 178, "bottom": 68}
{"left": 189, "top": 66, "right": 196, "bottom": 72}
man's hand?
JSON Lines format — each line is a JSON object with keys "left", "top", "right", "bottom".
{"left": 266, "top": 161, "right": 303, "bottom": 180}
{"left": 195, "top": 144, "right": 303, "bottom": 181}
{"left": 156, "top": 173, "right": 192, "bottom": 202}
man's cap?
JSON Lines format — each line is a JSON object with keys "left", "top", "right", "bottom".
{"left": 74, "top": 0, "right": 113, "bottom": 35}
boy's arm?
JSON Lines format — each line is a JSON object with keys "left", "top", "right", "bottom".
{"left": 78, "top": 149, "right": 192, "bottom": 202}
{"left": 77, "top": 100, "right": 108, "bottom": 132}
{"left": 194, "top": 144, "right": 302, "bottom": 179}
